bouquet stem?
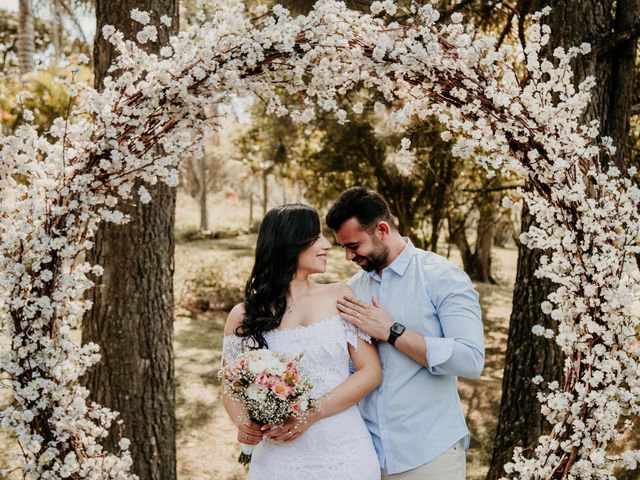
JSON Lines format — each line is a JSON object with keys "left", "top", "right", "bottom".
{"left": 238, "top": 443, "right": 255, "bottom": 465}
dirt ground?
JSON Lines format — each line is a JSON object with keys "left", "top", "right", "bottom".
{"left": 1, "top": 193, "right": 637, "bottom": 479}
{"left": 169, "top": 234, "right": 518, "bottom": 480}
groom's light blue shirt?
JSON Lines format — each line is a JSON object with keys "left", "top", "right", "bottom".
{"left": 349, "top": 239, "right": 484, "bottom": 475}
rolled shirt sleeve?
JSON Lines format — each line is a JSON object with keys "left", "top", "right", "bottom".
{"left": 424, "top": 264, "right": 484, "bottom": 378}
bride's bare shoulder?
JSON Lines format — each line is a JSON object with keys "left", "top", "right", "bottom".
{"left": 316, "top": 282, "right": 355, "bottom": 299}
{"left": 224, "top": 303, "right": 245, "bottom": 336}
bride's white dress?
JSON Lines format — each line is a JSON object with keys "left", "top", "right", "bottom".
{"left": 222, "top": 314, "right": 381, "bottom": 480}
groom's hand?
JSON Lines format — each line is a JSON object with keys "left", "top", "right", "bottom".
{"left": 337, "top": 296, "right": 393, "bottom": 341}
{"left": 237, "top": 420, "right": 263, "bottom": 445}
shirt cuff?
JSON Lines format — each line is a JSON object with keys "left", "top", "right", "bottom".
{"left": 424, "top": 337, "right": 454, "bottom": 370}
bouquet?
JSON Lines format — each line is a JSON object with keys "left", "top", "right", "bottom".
{"left": 221, "top": 349, "right": 315, "bottom": 464}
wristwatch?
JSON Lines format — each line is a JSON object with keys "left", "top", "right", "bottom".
{"left": 387, "top": 322, "right": 406, "bottom": 346}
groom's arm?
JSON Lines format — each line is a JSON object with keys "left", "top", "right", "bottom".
{"left": 339, "top": 264, "right": 484, "bottom": 378}
{"left": 420, "top": 263, "right": 484, "bottom": 378}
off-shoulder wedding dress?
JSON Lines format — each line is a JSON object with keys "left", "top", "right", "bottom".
{"left": 222, "top": 314, "right": 380, "bottom": 480}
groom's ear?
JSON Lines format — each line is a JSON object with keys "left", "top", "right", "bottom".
{"left": 376, "top": 221, "right": 390, "bottom": 236}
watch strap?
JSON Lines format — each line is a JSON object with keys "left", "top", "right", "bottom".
{"left": 387, "top": 322, "right": 405, "bottom": 346}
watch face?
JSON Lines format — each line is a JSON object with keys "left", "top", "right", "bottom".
{"left": 391, "top": 323, "right": 405, "bottom": 335}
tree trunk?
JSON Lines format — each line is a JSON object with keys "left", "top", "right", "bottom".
{"left": 448, "top": 208, "right": 496, "bottom": 283}
{"left": 604, "top": 0, "right": 639, "bottom": 171}
{"left": 17, "top": 0, "right": 35, "bottom": 74}
{"left": 51, "top": 0, "right": 63, "bottom": 63}
{"left": 448, "top": 213, "right": 475, "bottom": 273}
{"left": 249, "top": 191, "right": 254, "bottom": 226}
{"left": 476, "top": 207, "right": 494, "bottom": 284}
{"left": 262, "top": 168, "right": 269, "bottom": 217}
{"left": 282, "top": 177, "right": 288, "bottom": 204}
{"left": 487, "top": 0, "right": 638, "bottom": 476}
{"left": 83, "top": 2, "right": 179, "bottom": 480}
{"left": 429, "top": 215, "right": 441, "bottom": 253}
{"left": 486, "top": 209, "right": 564, "bottom": 479}
{"left": 476, "top": 184, "right": 498, "bottom": 284}
{"left": 199, "top": 153, "right": 208, "bottom": 231}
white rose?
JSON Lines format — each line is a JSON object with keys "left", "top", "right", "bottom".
{"left": 246, "top": 384, "right": 267, "bottom": 402}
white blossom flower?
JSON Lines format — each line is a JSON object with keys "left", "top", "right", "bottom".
{"left": 370, "top": 1, "right": 383, "bottom": 15}
{"left": 138, "top": 186, "right": 152, "bottom": 204}
{"left": 532, "top": 325, "right": 545, "bottom": 336}
{"left": 451, "top": 12, "right": 463, "bottom": 24}
{"left": 130, "top": 8, "right": 151, "bottom": 25}
{"left": 118, "top": 438, "right": 131, "bottom": 450}
{"left": 136, "top": 25, "right": 158, "bottom": 44}
{"left": 102, "top": 25, "right": 116, "bottom": 39}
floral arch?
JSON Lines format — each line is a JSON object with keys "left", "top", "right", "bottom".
{"left": 1, "top": 1, "right": 639, "bottom": 478}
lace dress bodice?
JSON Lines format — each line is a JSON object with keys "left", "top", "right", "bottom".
{"left": 222, "top": 314, "right": 380, "bottom": 480}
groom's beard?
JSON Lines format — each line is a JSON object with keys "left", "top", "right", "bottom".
{"left": 353, "top": 241, "right": 389, "bottom": 273}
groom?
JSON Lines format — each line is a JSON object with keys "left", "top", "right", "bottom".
{"left": 328, "top": 187, "right": 484, "bottom": 479}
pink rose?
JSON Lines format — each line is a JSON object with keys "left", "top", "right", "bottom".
{"left": 265, "top": 376, "right": 279, "bottom": 389}
{"left": 255, "top": 373, "right": 269, "bottom": 386}
{"left": 272, "top": 382, "right": 293, "bottom": 400}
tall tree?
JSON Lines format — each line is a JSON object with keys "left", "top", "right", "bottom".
{"left": 487, "top": 1, "right": 639, "bottom": 478}
{"left": 50, "top": 0, "right": 63, "bottom": 63}
{"left": 17, "top": 0, "right": 35, "bottom": 74}
{"left": 82, "top": 2, "right": 179, "bottom": 480}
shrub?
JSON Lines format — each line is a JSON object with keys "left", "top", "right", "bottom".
{"left": 183, "top": 257, "right": 252, "bottom": 311}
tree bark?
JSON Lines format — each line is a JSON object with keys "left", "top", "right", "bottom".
{"left": 198, "top": 153, "right": 209, "bottom": 231}
{"left": 476, "top": 204, "right": 494, "bottom": 284}
{"left": 17, "top": 0, "right": 35, "bottom": 74}
{"left": 262, "top": 168, "right": 269, "bottom": 217}
{"left": 249, "top": 191, "right": 254, "bottom": 226}
{"left": 486, "top": 209, "right": 564, "bottom": 479}
{"left": 83, "top": 2, "right": 179, "bottom": 480}
{"left": 487, "top": 1, "right": 638, "bottom": 477}
{"left": 603, "top": 0, "right": 639, "bottom": 170}
{"left": 51, "top": 0, "right": 63, "bottom": 63}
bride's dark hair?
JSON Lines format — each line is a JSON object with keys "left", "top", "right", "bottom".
{"left": 237, "top": 203, "right": 321, "bottom": 349}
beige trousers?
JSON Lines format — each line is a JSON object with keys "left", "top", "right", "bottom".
{"left": 381, "top": 441, "right": 466, "bottom": 480}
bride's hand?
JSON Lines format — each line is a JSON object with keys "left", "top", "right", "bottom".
{"left": 263, "top": 413, "right": 318, "bottom": 442}
{"left": 236, "top": 419, "right": 264, "bottom": 445}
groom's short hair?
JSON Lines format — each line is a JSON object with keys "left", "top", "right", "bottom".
{"left": 326, "top": 187, "right": 394, "bottom": 232}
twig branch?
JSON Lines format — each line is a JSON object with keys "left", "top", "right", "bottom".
{"left": 594, "top": 19, "right": 640, "bottom": 56}
{"left": 462, "top": 184, "right": 525, "bottom": 193}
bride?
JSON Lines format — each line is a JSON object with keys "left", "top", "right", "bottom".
{"left": 222, "top": 203, "right": 381, "bottom": 480}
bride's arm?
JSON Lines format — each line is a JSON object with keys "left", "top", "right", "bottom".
{"left": 315, "top": 338, "right": 381, "bottom": 418}
{"left": 266, "top": 336, "right": 381, "bottom": 442}
{"left": 310, "top": 285, "right": 382, "bottom": 419}
{"left": 222, "top": 303, "right": 264, "bottom": 446}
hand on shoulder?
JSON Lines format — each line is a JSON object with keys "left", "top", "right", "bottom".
{"left": 224, "top": 303, "right": 245, "bottom": 336}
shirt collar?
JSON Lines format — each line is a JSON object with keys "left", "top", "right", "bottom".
{"left": 368, "top": 237, "right": 416, "bottom": 280}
